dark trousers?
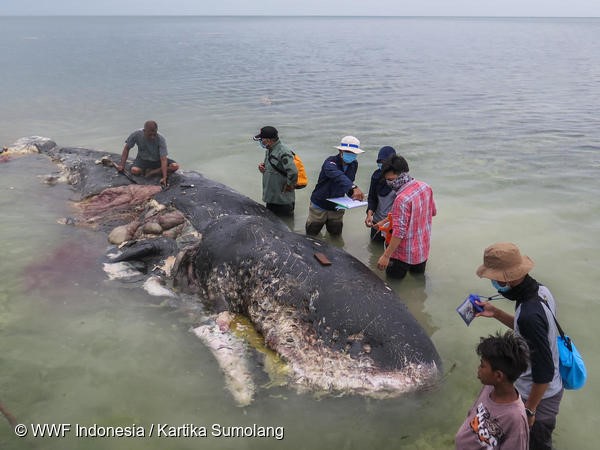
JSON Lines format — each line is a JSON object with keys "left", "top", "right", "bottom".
{"left": 386, "top": 258, "right": 427, "bottom": 280}
{"left": 370, "top": 227, "right": 385, "bottom": 242}
{"left": 527, "top": 389, "right": 563, "bottom": 450}
{"left": 266, "top": 202, "right": 294, "bottom": 217}
{"left": 132, "top": 157, "right": 176, "bottom": 169}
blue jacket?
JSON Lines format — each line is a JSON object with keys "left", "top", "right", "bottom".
{"left": 310, "top": 155, "right": 358, "bottom": 211}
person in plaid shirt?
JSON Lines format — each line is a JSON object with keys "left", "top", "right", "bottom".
{"left": 376, "top": 155, "right": 436, "bottom": 279}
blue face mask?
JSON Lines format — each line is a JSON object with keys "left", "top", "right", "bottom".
{"left": 342, "top": 152, "right": 357, "bottom": 164}
{"left": 491, "top": 280, "right": 511, "bottom": 293}
{"left": 257, "top": 140, "right": 267, "bottom": 149}
{"left": 377, "top": 163, "right": 383, "bottom": 170}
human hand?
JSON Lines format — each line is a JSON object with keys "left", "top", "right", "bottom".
{"left": 160, "top": 177, "right": 168, "bottom": 188}
{"left": 351, "top": 187, "right": 365, "bottom": 201}
{"left": 258, "top": 162, "right": 266, "bottom": 173}
{"left": 475, "top": 300, "right": 497, "bottom": 318}
{"left": 377, "top": 254, "right": 390, "bottom": 270}
{"left": 282, "top": 184, "right": 294, "bottom": 192}
{"left": 373, "top": 218, "right": 386, "bottom": 230}
{"left": 365, "top": 214, "right": 374, "bottom": 228}
{"left": 116, "top": 164, "right": 124, "bottom": 172}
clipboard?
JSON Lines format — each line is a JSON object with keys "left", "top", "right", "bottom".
{"left": 326, "top": 196, "right": 368, "bottom": 210}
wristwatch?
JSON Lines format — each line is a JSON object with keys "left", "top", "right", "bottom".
{"left": 525, "top": 408, "right": 536, "bottom": 417}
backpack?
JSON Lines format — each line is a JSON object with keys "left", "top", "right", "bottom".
{"left": 541, "top": 300, "right": 587, "bottom": 390}
{"left": 268, "top": 151, "right": 308, "bottom": 189}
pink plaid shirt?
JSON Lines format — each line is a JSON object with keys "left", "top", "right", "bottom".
{"left": 390, "top": 179, "right": 436, "bottom": 264}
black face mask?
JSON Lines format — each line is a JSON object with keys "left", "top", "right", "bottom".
{"left": 385, "top": 172, "right": 412, "bottom": 191}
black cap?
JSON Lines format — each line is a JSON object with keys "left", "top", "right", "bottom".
{"left": 253, "top": 126, "right": 278, "bottom": 141}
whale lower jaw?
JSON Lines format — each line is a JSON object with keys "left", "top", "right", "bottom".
{"left": 193, "top": 322, "right": 256, "bottom": 407}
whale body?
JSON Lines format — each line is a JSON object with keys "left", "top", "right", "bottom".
{"left": 5, "top": 138, "right": 441, "bottom": 403}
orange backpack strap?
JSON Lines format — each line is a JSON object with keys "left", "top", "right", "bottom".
{"left": 293, "top": 153, "right": 308, "bottom": 189}
{"left": 378, "top": 213, "right": 393, "bottom": 245}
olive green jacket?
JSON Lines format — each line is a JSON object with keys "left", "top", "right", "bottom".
{"left": 262, "top": 140, "right": 298, "bottom": 205}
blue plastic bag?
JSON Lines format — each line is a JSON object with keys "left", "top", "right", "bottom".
{"left": 557, "top": 335, "right": 587, "bottom": 390}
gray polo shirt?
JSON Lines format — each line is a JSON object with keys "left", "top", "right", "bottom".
{"left": 125, "top": 129, "right": 168, "bottom": 162}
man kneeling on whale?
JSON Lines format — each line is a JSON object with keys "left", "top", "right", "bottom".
{"left": 117, "top": 120, "right": 179, "bottom": 187}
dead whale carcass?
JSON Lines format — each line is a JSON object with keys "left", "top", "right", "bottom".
{"left": 8, "top": 137, "right": 441, "bottom": 404}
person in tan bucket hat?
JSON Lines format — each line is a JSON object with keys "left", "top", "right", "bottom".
{"left": 474, "top": 242, "right": 563, "bottom": 450}
{"left": 476, "top": 242, "right": 535, "bottom": 283}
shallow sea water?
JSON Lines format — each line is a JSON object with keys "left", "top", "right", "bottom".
{"left": 1, "top": 16, "right": 599, "bottom": 449}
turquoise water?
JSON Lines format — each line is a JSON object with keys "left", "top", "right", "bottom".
{"left": 1, "top": 16, "right": 599, "bottom": 449}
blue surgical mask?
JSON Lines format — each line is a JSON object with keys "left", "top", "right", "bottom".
{"left": 257, "top": 140, "right": 267, "bottom": 149}
{"left": 377, "top": 163, "right": 383, "bottom": 170}
{"left": 491, "top": 280, "right": 511, "bottom": 293}
{"left": 342, "top": 152, "right": 357, "bottom": 164}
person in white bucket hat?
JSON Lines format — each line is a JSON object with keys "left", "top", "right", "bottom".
{"left": 305, "top": 136, "right": 365, "bottom": 236}
{"left": 334, "top": 135, "right": 365, "bottom": 154}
